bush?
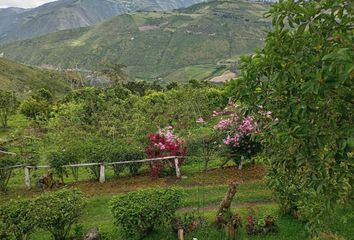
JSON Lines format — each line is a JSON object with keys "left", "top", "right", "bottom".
{"left": 33, "top": 188, "right": 86, "bottom": 240}
{"left": 110, "top": 188, "right": 182, "bottom": 239}
{"left": 187, "top": 127, "right": 220, "bottom": 170}
{"left": 0, "top": 155, "right": 19, "bottom": 192}
{"left": 0, "top": 199, "right": 36, "bottom": 240}
{"left": 106, "top": 142, "right": 145, "bottom": 177}
{"left": 20, "top": 97, "right": 51, "bottom": 121}
{"left": 0, "top": 221, "right": 10, "bottom": 240}
{"left": 48, "top": 149, "right": 80, "bottom": 183}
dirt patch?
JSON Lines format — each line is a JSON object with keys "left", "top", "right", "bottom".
{"left": 0, "top": 164, "right": 265, "bottom": 201}
{"left": 210, "top": 71, "right": 237, "bottom": 83}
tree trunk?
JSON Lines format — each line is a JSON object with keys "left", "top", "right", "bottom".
{"left": 215, "top": 182, "right": 238, "bottom": 226}
{"left": 177, "top": 228, "right": 184, "bottom": 240}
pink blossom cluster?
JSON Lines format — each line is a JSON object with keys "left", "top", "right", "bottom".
{"left": 239, "top": 116, "right": 255, "bottom": 135}
{"left": 214, "top": 119, "right": 232, "bottom": 130}
{"left": 213, "top": 101, "right": 268, "bottom": 147}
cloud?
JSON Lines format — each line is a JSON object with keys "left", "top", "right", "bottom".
{"left": 0, "top": 0, "right": 57, "bottom": 9}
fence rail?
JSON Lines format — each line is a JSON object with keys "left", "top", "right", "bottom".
{"left": 2, "top": 156, "right": 183, "bottom": 190}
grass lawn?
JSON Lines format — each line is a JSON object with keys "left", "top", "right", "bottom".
{"left": 26, "top": 180, "right": 353, "bottom": 240}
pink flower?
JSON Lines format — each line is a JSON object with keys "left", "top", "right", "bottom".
{"left": 214, "top": 119, "right": 232, "bottom": 130}
{"left": 223, "top": 135, "right": 233, "bottom": 145}
{"left": 196, "top": 117, "right": 205, "bottom": 123}
{"left": 239, "top": 116, "right": 254, "bottom": 135}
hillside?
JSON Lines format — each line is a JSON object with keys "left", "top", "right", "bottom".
{"left": 0, "top": 0, "right": 271, "bottom": 82}
{"left": 0, "top": 58, "right": 70, "bottom": 98}
{"left": 0, "top": 0, "right": 207, "bottom": 43}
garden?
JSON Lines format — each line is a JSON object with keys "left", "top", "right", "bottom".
{"left": 0, "top": 0, "right": 353, "bottom": 239}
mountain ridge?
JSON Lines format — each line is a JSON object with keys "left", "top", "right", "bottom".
{"left": 0, "top": 0, "right": 271, "bottom": 82}
{"left": 0, "top": 0, "right": 207, "bottom": 43}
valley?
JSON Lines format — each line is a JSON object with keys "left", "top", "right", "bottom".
{"left": 0, "top": 0, "right": 271, "bottom": 83}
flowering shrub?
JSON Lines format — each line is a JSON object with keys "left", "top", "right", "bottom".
{"left": 213, "top": 101, "right": 272, "bottom": 168}
{"left": 145, "top": 127, "right": 186, "bottom": 177}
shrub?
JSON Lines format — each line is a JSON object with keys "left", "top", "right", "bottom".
{"left": 110, "top": 188, "right": 182, "bottom": 239}
{"left": 0, "top": 221, "right": 10, "bottom": 240}
{"left": 0, "top": 155, "right": 18, "bottom": 192}
{"left": 48, "top": 149, "right": 80, "bottom": 183}
{"left": 0, "top": 199, "right": 36, "bottom": 240}
{"left": 187, "top": 127, "right": 220, "bottom": 170}
{"left": 33, "top": 188, "right": 86, "bottom": 240}
{"left": 145, "top": 127, "right": 186, "bottom": 177}
{"left": 105, "top": 141, "right": 145, "bottom": 177}
{"left": 81, "top": 139, "right": 106, "bottom": 180}
{"left": 20, "top": 97, "right": 51, "bottom": 121}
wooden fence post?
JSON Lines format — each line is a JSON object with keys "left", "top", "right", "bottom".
{"left": 174, "top": 158, "right": 181, "bottom": 178}
{"left": 99, "top": 163, "right": 105, "bottom": 183}
{"left": 24, "top": 167, "right": 31, "bottom": 190}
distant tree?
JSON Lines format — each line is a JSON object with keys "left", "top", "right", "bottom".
{"left": 166, "top": 82, "right": 179, "bottom": 90}
{"left": 32, "top": 88, "right": 53, "bottom": 102}
{"left": 98, "top": 62, "right": 128, "bottom": 84}
{"left": 123, "top": 81, "right": 150, "bottom": 96}
{"left": 0, "top": 90, "right": 18, "bottom": 128}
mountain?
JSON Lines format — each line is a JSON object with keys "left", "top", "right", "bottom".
{"left": 0, "top": 0, "right": 271, "bottom": 82}
{"left": 0, "top": 58, "right": 70, "bottom": 98}
{"left": 0, "top": 0, "right": 207, "bottom": 43}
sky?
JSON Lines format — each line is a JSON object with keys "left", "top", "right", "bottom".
{"left": 0, "top": 0, "right": 57, "bottom": 9}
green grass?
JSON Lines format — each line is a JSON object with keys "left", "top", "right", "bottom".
{"left": 26, "top": 182, "right": 354, "bottom": 240}
{"left": 0, "top": 114, "right": 28, "bottom": 140}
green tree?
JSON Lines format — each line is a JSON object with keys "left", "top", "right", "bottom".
{"left": 235, "top": 0, "right": 353, "bottom": 233}
{"left": 19, "top": 97, "right": 51, "bottom": 121}
{"left": 0, "top": 90, "right": 18, "bottom": 128}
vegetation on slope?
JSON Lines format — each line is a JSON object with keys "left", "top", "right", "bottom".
{"left": 0, "top": 0, "right": 207, "bottom": 43}
{"left": 0, "top": 58, "right": 70, "bottom": 98}
{"left": 0, "top": 0, "right": 271, "bottom": 82}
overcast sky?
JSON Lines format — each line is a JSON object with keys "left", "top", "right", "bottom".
{"left": 0, "top": 0, "right": 57, "bottom": 8}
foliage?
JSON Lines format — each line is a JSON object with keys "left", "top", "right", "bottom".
{"left": 110, "top": 188, "right": 182, "bottom": 239}
{"left": 0, "top": 155, "right": 19, "bottom": 192}
{"left": 145, "top": 127, "right": 186, "bottom": 177}
{"left": 186, "top": 126, "right": 220, "bottom": 170}
{"left": 212, "top": 101, "right": 271, "bottom": 167}
{"left": 19, "top": 97, "right": 51, "bottom": 121}
{"left": 48, "top": 148, "right": 80, "bottom": 183}
{"left": 0, "top": 199, "right": 36, "bottom": 240}
{"left": 105, "top": 141, "right": 145, "bottom": 177}
{"left": 0, "top": 90, "right": 18, "bottom": 128}
{"left": 0, "top": 221, "right": 10, "bottom": 240}
{"left": 33, "top": 188, "right": 86, "bottom": 240}
{"left": 235, "top": 0, "right": 354, "bottom": 232}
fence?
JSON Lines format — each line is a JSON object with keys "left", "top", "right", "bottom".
{"left": 2, "top": 156, "right": 183, "bottom": 190}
